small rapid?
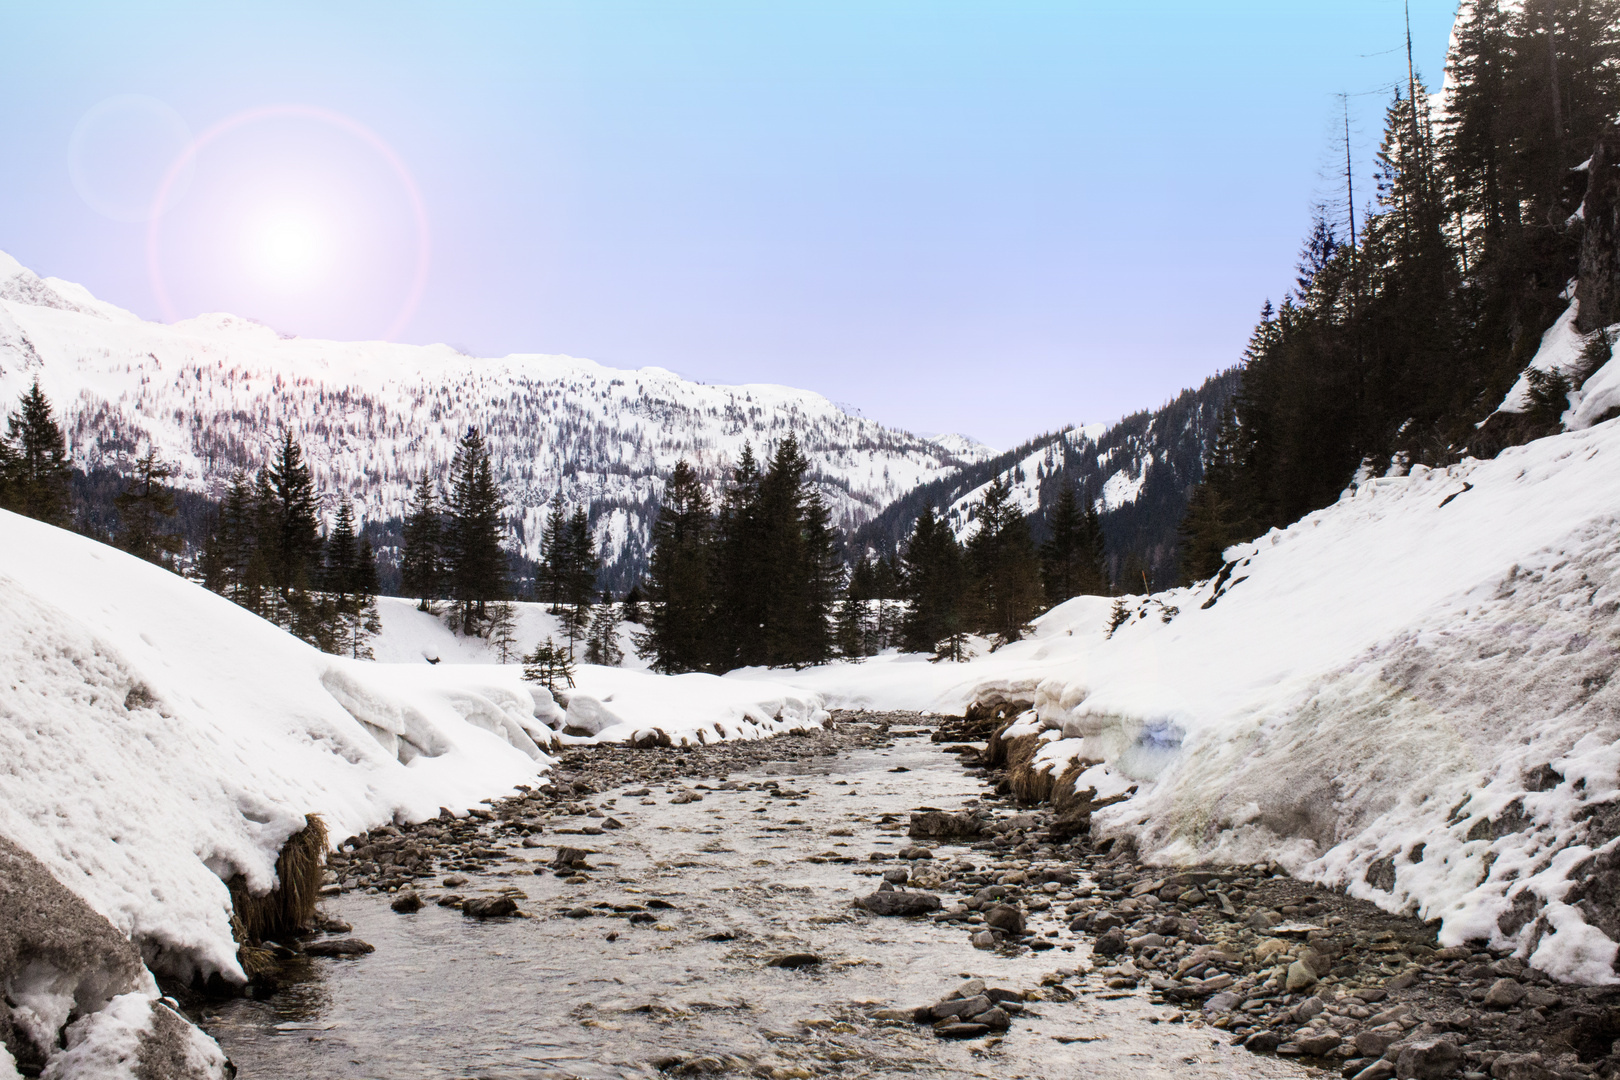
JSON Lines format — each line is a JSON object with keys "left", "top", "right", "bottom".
{"left": 203, "top": 724, "right": 1312, "bottom": 1079}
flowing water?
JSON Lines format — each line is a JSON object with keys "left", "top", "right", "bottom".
{"left": 205, "top": 731, "right": 1313, "bottom": 1079}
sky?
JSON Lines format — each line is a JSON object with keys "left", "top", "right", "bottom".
{"left": 0, "top": 2, "right": 1457, "bottom": 449}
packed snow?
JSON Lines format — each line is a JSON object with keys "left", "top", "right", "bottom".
{"left": 756, "top": 413, "right": 1620, "bottom": 981}
{"left": 0, "top": 511, "right": 826, "bottom": 992}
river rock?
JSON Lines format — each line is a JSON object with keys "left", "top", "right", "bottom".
{"left": 1393, "top": 1035, "right": 1460, "bottom": 1079}
{"left": 882, "top": 868, "right": 910, "bottom": 884}
{"left": 933, "top": 1022, "right": 991, "bottom": 1039}
{"left": 552, "top": 846, "right": 591, "bottom": 870}
{"left": 908, "top": 812, "right": 982, "bottom": 841}
{"left": 304, "top": 938, "right": 375, "bottom": 956}
{"left": 767, "top": 953, "right": 822, "bottom": 969}
{"left": 1490, "top": 1052, "right": 1554, "bottom": 1080}
{"left": 931, "top": 994, "right": 992, "bottom": 1020}
{"left": 1293, "top": 1030, "right": 1341, "bottom": 1056}
{"left": 1092, "top": 929, "right": 1128, "bottom": 957}
{"left": 973, "top": 1006, "right": 1011, "bottom": 1030}
{"left": 971, "top": 930, "right": 997, "bottom": 949}
{"left": 462, "top": 896, "right": 520, "bottom": 918}
{"left": 984, "top": 904, "right": 1025, "bottom": 935}
{"left": 390, "top": 892, "right": 423, "bottom": 913}
{"left": 1285, "top": 959, "right": 1319, "bottom": 991}
{"left": 1482, "top": 977, "right": 1526, "bottom": 1008}
{"left": 857, "top": 890, "right": 942, "bottom": 916}
{"left": 1354, "top": 1026, "right": 1402, "bottom": 1057}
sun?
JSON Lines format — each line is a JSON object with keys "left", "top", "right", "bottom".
{"left": 244, "top": 208, "right": 330, "bottom": 289}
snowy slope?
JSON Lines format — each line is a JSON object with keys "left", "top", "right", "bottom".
{"left": 0, "top": 512, "right": 825, "bottom": 988}
{"left": 0, "top": 250, "right": 976, "bottom": 586}
{"left": 754, "top": 415, "right": 1620, "bottom": 981}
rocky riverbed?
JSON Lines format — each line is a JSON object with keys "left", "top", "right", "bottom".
{"left": 176, "top": 713, "right": 1620, "bottom": 1080}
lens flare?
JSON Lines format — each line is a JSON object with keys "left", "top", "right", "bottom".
{"left": 246, "top": 208, "right": 330, "bottom": 288}
{"left": 145, "top": 104, "right": 430, "bottom": 340}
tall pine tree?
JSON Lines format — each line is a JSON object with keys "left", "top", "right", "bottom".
{"left": 445, "top": 426, "right": 507, "bottom": 633}
{"left": 633, "top": 461, "right": 714, "bottom": 674}
{"left": 3, "top": 381, "right": 72, "bottom": 526}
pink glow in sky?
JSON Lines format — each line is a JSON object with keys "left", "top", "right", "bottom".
{"left": 145, "top": 105, "right": 430, "bottom": 342}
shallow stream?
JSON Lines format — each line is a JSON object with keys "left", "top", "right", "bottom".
{"left": 206, "top": 732, "right": 1313, "bottom": 1079}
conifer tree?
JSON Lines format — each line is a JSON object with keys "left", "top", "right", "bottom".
{"left": 3, "top": 380, "right": 72, "bottom": 526}
{"left": 798, "top": 489, "right": 839, "bottom": 666}
{"left": 1040, "top": 479, "right": 1108, "bottom": 603}
{"left": 265, "top": 430, "right": 322, "bottom": 595}
{"left": 966, "top": 476, "right": 1041, "bottom": 642}
{"left": 325, "top": 497, "right": 360, "bottom": 594}
{"left": 834, "top": 589, "right": 866, "bottom": 661}
{"left": 633, "top": 460, "right": 714, "bottom": 674}
{"left": 757, "top": 435, "right": 812, "bottom": 667}
{"left": 621, "top": 584, "right": 645, "bottom": 625}
{"left": 523, "top": 636, "right": 575, "bottom": 691}
{"left": 561, "top": 506, "right": 599, "bottom": 657}
{"left": 539, "top": 497, "right": 570, "bottom": 611}
{"left": 114, "top": 448, "right": 181, "bottom": 565}
{"left": 445, "top": 426, "right": 506, "bottom": 634}
{"left": 400, "top": 471, "right": 443, "bottom": 610}
{"left": 584, "top": 592, "right": 624, "bottom": 666}
{"left": 488, "top": 601, "right": 520, "bottom": 663}
{"left": 899, "top": 506, "right": 966, "bottom": 657}
{"left": 711, "top": 444, "right": 765, "bottom": 669}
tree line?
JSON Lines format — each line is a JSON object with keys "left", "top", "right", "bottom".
{"left": 1180, "top": 0, "right": 1620, "bottom": 581}
{"left": 635, "top": 436, "right": 1112, "bottom": 672}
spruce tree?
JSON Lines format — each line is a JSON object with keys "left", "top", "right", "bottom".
{"left": 400, "top": 471, "right": 443, "bottom": 610}
{"left": 966, "top": 476, "right": 1041, "bottom": 643}
{"left": 712, "top": 444, "right": 765, "bottom": 669}
{"left": 621, "top": 584, "right": 645, "bottom": 625}
{"left": 3, "top": 381, "right": 72, "bottom": 526}
{"left": 325, "top": 497, "right": 360, "bottom": 594}
{"left": 633, "top": 460, "right": 714, "bottom": 674}
{"left": 265, "top": 430, "right": 322, "bottom": 595}
{"left": 539, "top": 497, "right": 571, "bottom": 611}
{"left": 757, "top": 435, "right": 811, "bottom": 667}
{"left": 445, "top": 426, "right": 506, "bottom": 634}
{"left": 899, "top": 506, "right": 966, "bottom": 656}
{"left": 1039, "top": 480, "right": 1085, "bottom": 604}
{"left": 584, "top": 592, "right": 624, "bottom": 667}
{"left": 798, "top": 489, "right": 839, "bottom": 666}
{"left": 488, "top": 601, "right": 520, "bottom": 663}
{"left": 561, "top": 506, "right": 599, "bottom": 657}
{"left": 523, "top": 636, "right": 575, "bottom": 691}
{"left": 114, "top": 448, "right": 181, "bottom": 565}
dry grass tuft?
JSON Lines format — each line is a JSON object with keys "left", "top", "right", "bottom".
{"left": 228, "top": 814, "right": 328, "bottom": 944}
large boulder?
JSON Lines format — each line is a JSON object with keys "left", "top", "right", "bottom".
{"left": 0, "top": 834, "right": 230, "bottom": 1078}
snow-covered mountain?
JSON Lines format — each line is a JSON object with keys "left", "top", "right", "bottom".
{"left": 852, "top": 368, "right": 1239, "bottom": 586}
{"left": 0, "top": 250, "right": 981, "bottom": 587}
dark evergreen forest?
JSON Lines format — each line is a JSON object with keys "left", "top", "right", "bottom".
{"left": 1181, "top": 0, "right": 1620, "bottom": 580}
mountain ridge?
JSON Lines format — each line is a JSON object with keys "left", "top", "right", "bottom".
{"left": 0, "top": 251, "right": 987, "bottom": 589}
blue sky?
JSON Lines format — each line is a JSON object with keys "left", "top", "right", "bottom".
{"left": 1, "top": 2, "right": 1457, "bottom": 448}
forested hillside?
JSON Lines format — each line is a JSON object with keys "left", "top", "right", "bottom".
{"left": 852, "top": 369, "right": 1240, "bottom": 590}
{"left": 1180, "top": 0, "right": 1620, "bottom": 579}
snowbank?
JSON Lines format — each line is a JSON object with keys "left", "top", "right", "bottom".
{"left": 0, "top": 511, "right": 555, "bottom": 984}
{"left": 371, "top": 596, "right": 827, "bottom": 745}
{"left": 767, "top": 416, "right": 1620, "bottom": 982}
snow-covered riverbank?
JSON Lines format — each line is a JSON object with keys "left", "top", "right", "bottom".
{"left": 755, "top": 417, "right": 1620, "bottom": 982}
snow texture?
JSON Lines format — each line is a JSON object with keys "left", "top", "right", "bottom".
{"left": 0, "top": 511, "right": 824, "bottom": 989}
{"left": 762, "top": 414, "right": 1620, "bottom": 981}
